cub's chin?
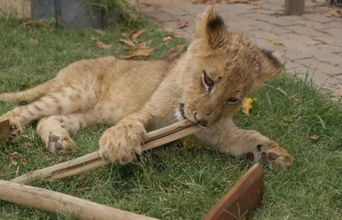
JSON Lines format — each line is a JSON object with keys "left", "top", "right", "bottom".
{"left": 175, "top": 103, "right": 187, "bottom": 121}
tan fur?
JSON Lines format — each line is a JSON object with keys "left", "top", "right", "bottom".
{"left": 0, "top": 6, "right": 292, "bottom": 168}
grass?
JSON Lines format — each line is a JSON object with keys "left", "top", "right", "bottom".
{"left": 0, "top": 17, "right": 341, "bottom": 220}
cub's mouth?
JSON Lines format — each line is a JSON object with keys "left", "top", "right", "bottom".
{"left": 179, "top": 103, "right": 187, "bottom": 119}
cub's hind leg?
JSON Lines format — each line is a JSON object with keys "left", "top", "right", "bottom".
{"left": 1, "top": 86, "right": 96, "bottom": 142}
{"left": 37, "top": 111, "right": 100, "bottom": 154}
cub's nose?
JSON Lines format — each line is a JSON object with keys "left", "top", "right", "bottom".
{"left": 197, "top": 119, "right": 208, "bottom": 127}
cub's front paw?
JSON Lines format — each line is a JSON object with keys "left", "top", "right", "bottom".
{"left": 255, "top": 142, "right": 293, "bottom": 169}
{"left": 99, "top": 121, "right": 146, "bottom": 164}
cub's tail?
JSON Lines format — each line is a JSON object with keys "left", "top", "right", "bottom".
{"left": 0, "top": 79, "right": 55, "bottom": 102}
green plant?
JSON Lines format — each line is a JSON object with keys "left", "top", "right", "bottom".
{"left": 85, "top": 0, "right": 140, "bottom": 23}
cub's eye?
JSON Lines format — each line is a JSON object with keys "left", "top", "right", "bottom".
{"left": 202, "top": 71, "right": 214, "bottom": 92}
{"left": 225, "top": 97, "right": 239, "bottom": 105}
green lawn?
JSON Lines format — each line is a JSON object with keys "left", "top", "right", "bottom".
{"left": 0, "top": 17, "right": 341, "bottom": 220}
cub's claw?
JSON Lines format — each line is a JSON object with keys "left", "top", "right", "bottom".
{"left": 46, "top": 133, "right": 75, "bottom": 154}
{"left": 251, "top": 142, "right": 293, "bottom": 169}
{"left": 261, "top": 142, "right": 292, "bottom": 169}
{"left": 99, "top": 120, "right": 146, "bottom": 164}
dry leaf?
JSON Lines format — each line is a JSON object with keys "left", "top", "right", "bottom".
{"left": 20, "top": 20, "right": 50, "bottom": 30}
{"left": 242, "top": 97, "right": 253, "bottom": 116}
{"left": 288, "top": 95, "right": 302, "bottom": 104}
{"left": 329, "top": 9, "right": 342, "bottom": 18}
{"left": 192, "top": 0, "right": 255, "bottom": 4}
{"left": 153, "top": 151, "right": 172, "bottom": 160}
{"left": 192, "top": 0, "right": 208, "bottom": 3}
{"left": 92, "top": 28, "right": 105, "bottom": 35}
{"left": 29, "top": 38, "right": 39, "bottom": 46}
{"left": 164, "top": 45, "right": 186, "bottom": 60}
{"left": 22, "top": 143, "right": 32, "bottom": 149}
{"left": 139, "top": 3, "right": 152, "bottom": 9}
{"left": 123, "top": 47, "right": 154, "bottom": 59}
{"left": 131, "top": 29, "right": 146, "bottom": 40}
{"left": 95, "top": 40, "right": 112, "bottom": 50}
{"left": 177, "top": 20, "right": 188, "bottom": 29}
{"left": 310, "top": 135, "right": 320, "bottom": 141}
{"left": 9, "top": 151, "right": 19, "bottom": 166}
{"left": 162, "top": 35, "right": 174, "bottom": 42}
{"left": 225, "top": 0, "right": 250, "bottom": 3}
{"left": 266, "top": 39, "right": 284, "bottom": 47}
{"left": 120, "top": 39, "right": 136, "bottom": 48}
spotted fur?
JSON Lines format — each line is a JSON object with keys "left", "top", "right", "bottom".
{"left": 0, "top": 6, "right": 292, "bottom": 168}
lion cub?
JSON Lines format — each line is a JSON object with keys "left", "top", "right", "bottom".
{"left": 0, "top": 6, "right": 292, "bottom": 168}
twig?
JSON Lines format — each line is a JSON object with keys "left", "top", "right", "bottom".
{"left": 0, "top": 180, "right": 157, "bottom": 220}
{"left": 11, "top": 120, "right": 200, "bottom": 184}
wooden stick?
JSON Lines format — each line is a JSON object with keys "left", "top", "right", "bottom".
{"left": 11, "top": 120, "right": 200, "bottom": 184}
{"left": 0, "top": 180, "right": 158, "bottom": 220}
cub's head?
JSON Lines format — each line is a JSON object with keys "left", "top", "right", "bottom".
{"left": 177, "top": 5, "right": 285, "bottom": 127}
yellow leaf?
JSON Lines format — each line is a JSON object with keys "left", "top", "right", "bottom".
{"left": 122, "top": 47, "right": 154, "bottom": 59}
{"left": 130, "top": 29, "right": 146, "bottom": 40}
{"left": 242, "top": 97, "right": 253, "bottom": 116}
{"left": 162, "top": 35, "right": 174, "bottom": 42}
{"left": 120, "top": 39, "right": 136, "bottom": 48}
{"left": 265, "top": 39, "right": 284, "bottom": 47}
{"left": 309, "top": 135, "right": 320, "bottom": 141}
{"left": 95, "top": 40, "right": 112, "bottom": 50}
{"left": 91, "top": 28, "right": 105, "bottom": 35}
{"left": 164, "top": 45, "right": 185, "bottom": 60}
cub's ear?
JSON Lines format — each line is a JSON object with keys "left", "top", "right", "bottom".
{"left": 253, "top": 50, "right": 286, "bottom": 88}
{"left": 195, "top": 5, "right": 227, "bottom": 49}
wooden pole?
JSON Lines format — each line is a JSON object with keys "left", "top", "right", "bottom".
{"left": 11, "top": 120, "right": 200, "bottom": 184}
{"left": 284, "top": 0, "right": 305, "bottom": 16}
{"left": 0, "top": 180, "right": 158, "bottom": 220}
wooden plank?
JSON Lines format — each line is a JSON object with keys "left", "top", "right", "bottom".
{"left": 0, "top": 0, "right": 31, "bottom": 18}
{"left": 204, "top": 164, "right": 264, "bottom": 220}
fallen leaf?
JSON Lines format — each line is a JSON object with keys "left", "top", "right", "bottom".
{"left": 162, "top": 35, "right": 174, "bottom": 42}
{"left": 153, "top": 151, "right": 172, "bottom": 160}
{"left": 329, "top": 9, "right": 342, "bottom": 18}
{"left": 91, "top": 28, "right": 105, "bottom": 35}
{"left": 225, "top": 0, "right": 250, "bottom": 3}
{"left": 164, "top": 45, "right": 186, "bottom": 60}
{"left": 20, "top": 158, "right": 28, "bottom": 165}
{"left": 310, "top": 135, "right": 320, "bottom": 141}
{"left": 266, "top": 39, "right": 284, "bottom": 47}
{"left": 95, "top": 40, "right": 112, "bottom": 50}
{"left": 20, "top": 20, "right": 50, "bottom": 30}
{"left": 192, "top": 0, "right": 208, "bottom": 3}
{"left": 123, "top": 47, "right": 154, "bottom": 59}
{"left": 177, "top": 20, "right": 188, "bottom": 29}
{"left": 139, "top": 3, "right": 152, "bottom": 9}
{"left": 29, "top": 38, "right": 39, "bottom": 46}
{"left": 242, "top": 97, "right": 253, "bottom": 116}
{"left": 9, "top": 151, "right": 19, "bottom": 166}
{"left": 192, "top": 0, "right": 256, "bottom": 4}
{"left": 22, "top": 143, "right": 32, "bottom": 149}
{"left": 131, "top": 29, "right": 146, "bottom": 40}
{"left": 120, "top": 39, "right": 136, "bottom": 48}
{"left": 288, "top": 95, "right": 302, "bottom": 104}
